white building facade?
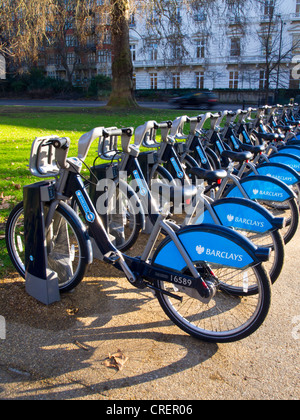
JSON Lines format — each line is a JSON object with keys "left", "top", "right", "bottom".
{"left": 129, "top": 0, "right": 300, "bottom": 92}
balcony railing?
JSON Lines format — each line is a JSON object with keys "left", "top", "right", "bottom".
{"left": 132, "top": 53, "right": 292, "bottom": 70}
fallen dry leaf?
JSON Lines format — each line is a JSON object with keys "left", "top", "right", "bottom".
{"left": 0, "top": 194, "right": 15, "bottom": 209}
{"left": 0, "top": 202, "right": 10, "bottom": 210}
{"left": 66, "top": 307, "right": 79, "bottom": 316}
{"left": 102, "top": 349, "right": 129, "bottom": 371}
{"left": 74, "top": 340, "right": 90, "bottom": 351}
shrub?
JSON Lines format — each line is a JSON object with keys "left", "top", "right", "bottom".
{"left": 87, "top": 74, "right": 112, "bottom": 97}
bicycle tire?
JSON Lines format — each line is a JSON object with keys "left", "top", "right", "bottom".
{"left": 202, "top": 146, "right": 221, "bottom": 170}
{"left": 181, "top": 154, "right": 201, "bottom": 184}
{"left": 153, "top": 263, "right": 271, "bottom": 343}
{"left": 148, "top": 164, "right": 175, "bottom": 222}
{"left": 239, "top": 229, "right": 284, "bottom": 285}
{"left": 258, "top": 197, "right": 299, "bottom": 244}
{"left": 5, "top": 201, "right": 91, "bottom": 293}
{"left": 110, "top": 180, "right": 144, "bottom": 251}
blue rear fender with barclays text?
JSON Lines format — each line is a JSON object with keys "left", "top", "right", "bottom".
{"left": 268, "top": 153, "right": 300, "bottom": 173}
{"left": 152, "top": 224, "right": 270, "bottom": 273}
{"left": 224, "top": 175, "right": 296, "bottom": 202}
{"left": 246, "top": 162, "right": 300, "bottom": 187}
{"left": 277, "top": 145, "right": 300, "bottom": 158}
{"left": 195, "top": 197, "right": 285, "bottom": 233}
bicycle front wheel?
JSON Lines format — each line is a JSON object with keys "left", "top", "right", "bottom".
{"left": 154, "top": 263, "right": 271, "bottom": 343}
{"left": 5, "top": 201, "right": 91, "bottom": 293}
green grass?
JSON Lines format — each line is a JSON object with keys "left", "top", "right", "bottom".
{"left": 0, "top": 104, "right": 205, "bottom": 276}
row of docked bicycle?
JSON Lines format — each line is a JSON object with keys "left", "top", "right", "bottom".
{"left": 5, "top": 103, "right": 300, "bottom": 343}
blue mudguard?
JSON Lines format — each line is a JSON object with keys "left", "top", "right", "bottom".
{"left": 287, "top": 137, "right": 300, "bottom": 144}
{"left": 268, "top": 153, "right": 300, "bottom": 173}
{"left": 277, "top": 145, "right": 300, "bottom": 157}
{"left": 224, "top": 175, "right": 296, "bottom": 202}
{"left": 194, "top": 197, "right": 284, "bottom": 233}
{"left": 248, "top": 162, "right": 300, "bottom": 187}
{"left": 152, "top": 224, "right": 270, "bottom": 272}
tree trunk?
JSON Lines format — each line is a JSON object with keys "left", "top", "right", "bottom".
{"left": 107, "top": 0, "right": 138, "bottom": 108}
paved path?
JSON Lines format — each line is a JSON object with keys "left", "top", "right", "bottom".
{"left": 0, "top": 98, "right": 250, "bottom": 111}
{"left": 0, "top": 227, "right": 299, "bottom": 400}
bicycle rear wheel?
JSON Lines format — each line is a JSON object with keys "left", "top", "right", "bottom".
{"left": 237, "top": 229, "right": 284, "bottom": 285}
{"left": 5, "top": 201, "right": 91, "bottom": 293}
{"left": 154, "top": 263, "right": 271, "bottom": 343}
{"left": 258, "top": 198, "right": 299, "bottom": 244}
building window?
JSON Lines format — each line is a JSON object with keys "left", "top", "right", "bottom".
{"left": 48, "top": 55, "right": 56, "bottom": 65}
{"left": 261, "top": 36, "right": 272, "bottom": 56}
{"left": 264, "top": 0, "right": 275, "bottom": 17}
{"left": 130, "top": 44, "right": 136, "bottom": 61}
{"left": 229, "top": 71, "right": 239, "bottom": 89}
{"left": 88, "top": 52, "right": 96, "bottom": 64}
{"left": 293, "top": 34, "right": 300, "bottom": 54}
{"left": 259, "top": 70, "right": 267, "bottom": 89}
{"left": 230, "top": 38, "right": 241, "bottom": 57}
{"left": 297, "top": 0, "right": 300, "bottom": 16}
{"left": 97, "top": 50, "right": 111, "bottom": 63}
{"left": 196, "top": 39, "right": 205, "bottom": 59}
{"left": 48, "top": 70, "right": 56, "bottom": 79}
{"left": 150, "top": 73, "right": 158, "bottom": 89}
{"left": 102, "top": 31, "right": 111, "bottom": 45}
{"left": 176, "top": 7, "right": 182, "bottom": 23}
{"left": 194, "top": 11, "right": 206, "bottom": 22}
{"left": 67, "top": 53, "right": 75, "bottom": 65}
{"left": 66, "top": 35, "right": 75, "bottom": 47}
{"left": 173, "top": 72, "right": 180, "bottom": 89}
{"left": 129, "top": 13, "right": 135, "bottom": 27}
{"left": 149, "top": 43, "right": 158, "bottom": 61}
{"left": 195, "top": 71, "right": 204, "bottom": 89}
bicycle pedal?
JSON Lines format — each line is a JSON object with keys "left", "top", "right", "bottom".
{"left": 103, "top": 251, "right": 121, "bottom": 264}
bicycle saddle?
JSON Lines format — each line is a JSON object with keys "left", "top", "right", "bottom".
{"left": 254, "top": 132, "right": 285, "bottom": 141}
{"left": 284, "top": 120, "right": 300, "bottom": 126}
{"left": 221, "top": 150, "right": 253, "bottom": 163}
{"left": 188, "top": 167, "right": 227, "bottom": 182}
{"left": 238, "top": 143, "right": 265, "bottom": 154}
{"left": 273, "top": 124, "right": 293, "bottom": 132}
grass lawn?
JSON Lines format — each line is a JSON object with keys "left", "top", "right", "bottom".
{"left": 0, "top": 104, "right": 205, "bottom": 275}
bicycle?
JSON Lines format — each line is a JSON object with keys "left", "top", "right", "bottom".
{"left": 168, "top": 113, "right": 299, "bottom": 245}
{"left": 128, "top": 119, "right": 286, "bottom": 285}
{"left": 194, "top": 114, "right": 300, "bottom": 244}
{"left": 6, "top": 129, "right": 272, "bottom": 343}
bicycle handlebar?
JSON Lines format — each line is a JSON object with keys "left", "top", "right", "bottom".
{"left": 102, "top": 127, "right": 133, "bottom": 138}
{"left": 135, "top": 120, "right": 172, "bottom": 148}
{"left": 46, "top": 137, "right": 70, "bottom": 150}
{"left": 151, "top": 121, "right": 172, "bottom": 130}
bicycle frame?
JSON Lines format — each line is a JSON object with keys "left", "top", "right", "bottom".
{"left": 59, "top": 167, "right": 224, "bottom": 302}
